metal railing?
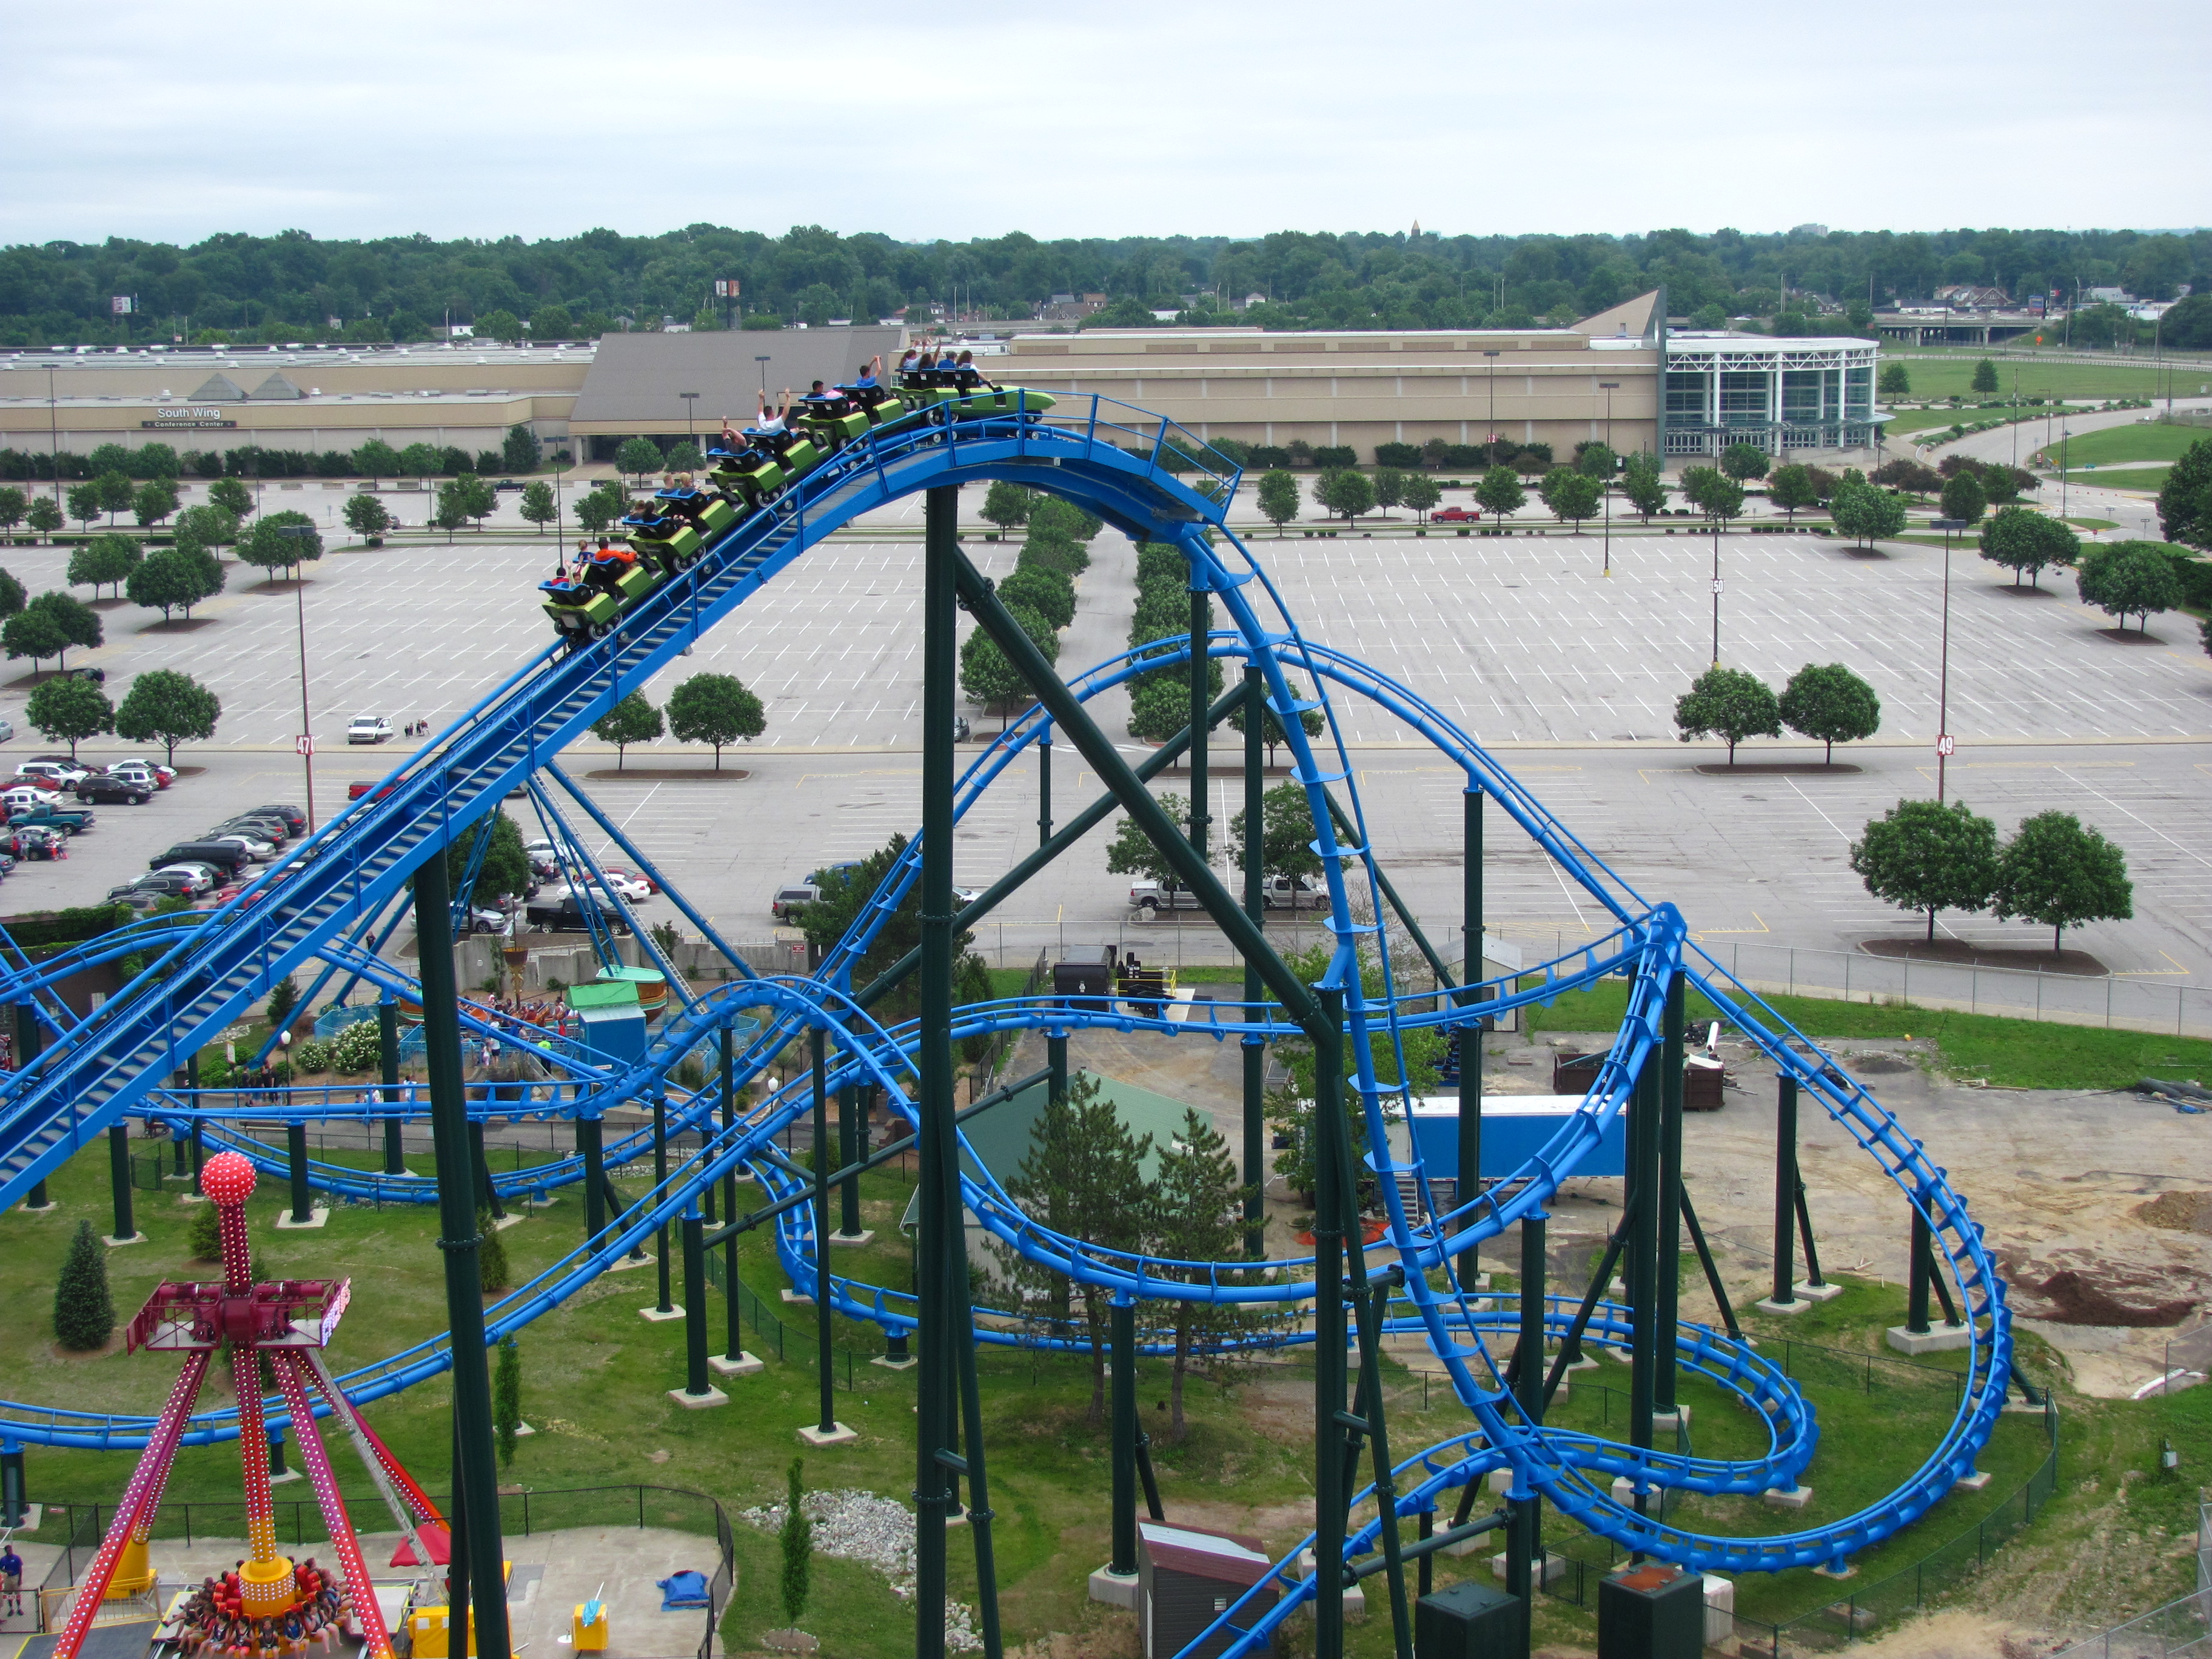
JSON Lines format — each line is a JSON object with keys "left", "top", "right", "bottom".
{"left": 702, "top": 1249, "right": 865, "bottom": 1390}
{"left": 2049, "top": 1503, "right": 2212, "bottom": 1659}
{"left": 36, "top": 1484, "right": 736, "bottom": 1657}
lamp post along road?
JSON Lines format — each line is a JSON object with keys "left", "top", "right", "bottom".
{"left": 276, "top": 524, "right": 318, "bottom": 830}
{"left": 1484, "top": 350, "right": 1502, "bottom": 448}
{"left": 1599, "top": 381, "right": 1620, "bottom": 577}
{"left": 679, "top": 391, "right": 700, "bottom": 449}
{"left": 1929, "top": 517, "right": 1969, "bottom": 803}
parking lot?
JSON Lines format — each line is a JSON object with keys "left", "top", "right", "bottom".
{"left": 0, "top": 509, "right": 2204, "bottom": 983}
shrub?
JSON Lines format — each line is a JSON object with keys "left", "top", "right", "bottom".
{"left": 292, "top": 1037, "right": 331, "bottom": 1073}
{"left": 187, "top": 1199, "right": 222, "bottom": 1260}
{"left": 329, "top": 1018, "right": 383, "bottom": 1074}
{"left": 1373, "top": 442, "right": 1423, "bottom": 469}
{"left": 1311, "top": 445, "right": 1358, "bottom": 470}
{"left": 54, "top": 1220, "right": 116, "bottom": 1349}
{"left": 478, "top": 1207, "right": 511, "bottom": 1293}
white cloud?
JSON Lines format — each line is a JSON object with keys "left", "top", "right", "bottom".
{"left": 4, "top": 0, "right": 2207, "bottom": 246}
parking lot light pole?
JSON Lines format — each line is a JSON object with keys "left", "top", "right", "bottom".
{"left": 1484, "top": 350, "right": 1502, "bottom": 448}
{"left": 276, "top": 524, "right": 318, "bottom": 830}
{"left": 1929, "top": 517, "right": 1969, "bottom": 803}
{"left": 754, "top": 356, "right": 771, "bottom": 397}
{"left": 679, "top": 392, "right": 699, "bottom": 447}
{"left": 1600, "top": 382, "right": 1620, "bottom": 577}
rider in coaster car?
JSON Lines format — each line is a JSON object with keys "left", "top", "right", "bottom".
{"left": 952, "top": 349, "right": 993, "bottom": 389}
{"left": 712, "top": 419, "right": 752, "bottom": 459}
{"left": 583, "top": 537, "right": 637, "bottom": 592}
{"left": 896, "top": 346, "right": 922, "bottom": 386}
{"left": 842, "top": 355, "right": 887, "bottom": 407}
{"left": 749, "top": 389, "right": 799, "bottom": 455}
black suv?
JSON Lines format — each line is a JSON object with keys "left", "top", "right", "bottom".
{"left": 247, "top": 803, "right": 309, "bottom": 836}
{"left": 76, "top": 774, "right": 153, "bottom": 805}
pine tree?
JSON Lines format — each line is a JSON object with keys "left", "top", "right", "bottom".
{"left": 188, "top": 1197, "right": 223, "bottom": 1261}
{"left": 477, "top": 1207, "right": 511, "bottom": 1294}
{"left": 54, "top": 1219, "right": 116, "bottom": 1350}
{"left": 493, "top": 1335, "right": 522, "bottom": 1466}
{"left": 778, "top": 1458, "right": 812, "bottom": 1626}
{"left": 1147, "top": 1110, "right": 1256, "bottom": 1440}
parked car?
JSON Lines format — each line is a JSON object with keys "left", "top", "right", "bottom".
{"left": 14, "top": 760, "right": 87, "bottom": 789}
{"left": 346, "top": 780, "right": 394, "bottom": 803}
{"left": 56, "top": 666, "right": 105, "bottom": 685}
{"left": 0, "top": 716, "right": 15, "bottom": 743}
{"left": 247, "top": 803, "right": 307, "bottom": 836}
{"left": 583, "top": 870, "right": 652, "bottom": 902}
{"left": 109, "top": 759, "right": 176, "bottom": 788}
{"left": 346, "top": 714, "right": 394, "bottom": 745}
{"left": 952, "top": 715, "right": 973, "bottom": 743}
{"left": 9, "top": 801, "right": 93, "bottom": 834}
{"left": 464, "top": 904, "right": 512, "bottom": 934}
{"left": 525, "top": 893, "right": 630, "bottom": 934}
{"left": 7, "top": 825, "right": 67, "bottom": 860}
{"left": 1431, "top": 506, "right": 1482, "bottom": 523}
{"left": 211, "top": 815, "right": 291, "bottom": 845}
{"left": 770, "top": 882, "right": 820, "bottom": 921}
{"left": 1, "top": 785, "right": 63, "bottom": 816}
{"left": 1127, "top": 879, "right": 1207, "bottom": 914}
{"left": 494, "top": 478, "right": 523, "bottom": 492}
{"left": 598, "top": 865, "right": 656, "bottom": 896}
{"left": 202, "top": 833, "right": 277, "bottom": 863}
{"left": 1260, "top": 874, "right": 1328, "bottom": 910}
{"left": 146, "top": 865, "right": 216, "bottom": 896}
{"left": 149, "top": 841, "right": 249, "bottom": 878}
{"left": 75, "top": 775, "right": 153, "bottom": 805}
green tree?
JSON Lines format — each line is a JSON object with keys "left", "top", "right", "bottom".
{"left": 238, "top": 511, "right": 323, "bottom": 579}
{"left": 267, "top": 976, "right": 300, "bottom": 1029}
{"left": 454, "top": 474, "right": 498, "bottom": 531}
{"left": 980, "top": 480, "right": 1033, "bottom": 532}
{"left": 1939, "top": 471, "right": 1987, "bottom": 528}
{"left": 26, "top": 590, "right": 101, "bottom": 665}
{"left": 475, "top": 309, "right": 524, "bottom": 345}
{"left": 793, "top": 833, "right": 979, "bottom": 1011}
{"left": 1104, "top": 792, "right": 1189, "bottom": 888}
{"left": 1769, "top": 464, "right": 1818, "bottom": 521}
{"left": 1, "top": 608, "right": 67, "bottom": 669}
{"left": 664, "top": 441, "right": 704, "bottom": 473}
{"left": 1400, "top": 475, "right": 1441, "bottom": 523}
{"left": 1718, "top": 442, "right": 1770, "bottom": 483}
{"left": 1538, "top": 466, "right": 1602, "bottom": 529}
{"left": 1000, "top": 1070, "right": 1151, "bottom": 1422}
{"left": 1256, "top": 469, "right": 1301, "bottom": 532}
{"left": 53, "top": 1221, "right": 116, "bottom": 1350}
{"left": 187, "top": 1197, "right": 222, "bottom": 1260}
{"left": 1227, "top": 780, "right": 1323, "bottom": 882}
{"left": 343, "top": 494, "right": 394, "bottom": 541}
{"left": 1829, "top": 480, "right": 1907, "bottom": 548}
{"left": 516, "top": 481, "right": 557, "bottom": 535}
{"left": 397, "top": 442, "right": 444, "bottom": 481}
{"left": 1993, "top": 811, "right": 2131, "bottom": 953}
{"left": 994, "top": 563, "right": 1074, "bottom": 630}
{"left": 1575, "top": 441, "right": 1619, "bottom": 479}
{"left": 477, "top": 1207, "right": 511, "bottom": 1293}
{"left": 533, "top": 304, "right": 575, "bottom": 340}
{"left": 27, "top": 675, "right": 114, "bottom": 757}
{"left": 1621, "top": 463, "right": 1667, "bottom": 522}
{"left": 614, "top": 437, "right": 664, "bottom": 486}
{"left": 591, "top": 689, "right": 663, "bottom": 769}
{"left": 445, "top": 811, "right": 531, "bottom": 902}
{"left": 65, "top": 481, "right": 102, "bottom": 531}
{"left": 1314, "top": 469, "right": 1375, "bottom": 525}
{"left": 174, "top": 503, "right": 240, "bottom": 552}
{"left": 666, "top": 672, "right": 766, "bottom": 769}
{"left": 1877, "top": 363, "right": 1911, "bottom": 397}
{"left": 67, "top": 535, "right": 139, "bottom": 599}
{"left": 1027, "top": 496, "right": 1102, "bottom": 545}
{"left": 574, "top": 481, "right": 626, "bottom": 537}
{"left": 1971, "top": 358, "right": 2000, "bottom": 395}
{"left": 1777, "top": 663, "right": 1881, "bottom": 763}
{"left": 115, "top": 668, "right": 222, "bottom": 763}
{"left": 430, "top": 481, "right": 471, "bottom": 542}
{"left": 0, "top": 568, "right": 22, "bottom": 617}
{"left": 493, "top": 1335, "right": 523, "bottom": 1467}
{"left": 95, "top": 471, "right": 135, "bottom": 525}
{"left": 1978, "top": 505, "right": 2078, "bottom": 588}
{"left": 1849, "top": 799, "right": 1999, "bottom": 942}
{"left": 0, "top": 487, "right": 25, "bottom": 538}
{"left": 1673, "top": 665, "right": 1780, "bottom": 766}
{"left": 1145, "top": 1108, "right": 1255, "bottom": 1439}
{"left": 2076, "top": 540, "right": 2182, "bottom": 632}
{"left": 1371, "top": 466, "right": 1407, "bottom": 514}
{"left": 501, "top": 423, "right": 539, "bottom": 472}
{"left": 1475, "top": 465, "right": 1527, "bottom": 522}
{"left": 27, "top": 498, "right": 62, "bottom": 542}
{"left": 958, "top": 603, "right": 1057, "bottom": 715}
{"left": 353, "top": 439, "right": 403, "bottom": 483}
{"left": 133, "top": 478, "right": 180, "bottom": 528}
{"left": 126, "top": 549, "right": 216, "bottom": 622}
{"left": 2154, "top": 438, "right": 2212, "bottom": 549}
{"left": 207, "top": 475, "right": 255, "bottom": 521}
{"left": 779, "top": 1458, "right": 813, "bottom": 1626}
{"left": 1226, "top": 680, "right": 1324, "bottom": 765}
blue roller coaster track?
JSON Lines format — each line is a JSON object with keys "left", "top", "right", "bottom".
{"left": 0, "top": 392, "right": 2011, "bottom": 1655}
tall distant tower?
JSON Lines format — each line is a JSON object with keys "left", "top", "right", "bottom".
{"left": 1412, "top": 220, "right": 1421, "bottom": 238}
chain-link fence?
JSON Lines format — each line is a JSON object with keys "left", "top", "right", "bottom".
{"left": 2048, "top": 1503, "right": 2212, "bottom": 1659}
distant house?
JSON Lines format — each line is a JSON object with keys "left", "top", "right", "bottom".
{"left": 1933, "top": 284, "right": 2011, "bottom": 311}
{"left": 2083, "top": 286, "right": 2132, "bottom": 305}
{"left": 1039, "top": 293, "right": 1107, "bottom": 323}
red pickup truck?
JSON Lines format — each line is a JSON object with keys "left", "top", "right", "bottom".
{"left": 1432, "top": 506, "right": 1482, "bottom": 523}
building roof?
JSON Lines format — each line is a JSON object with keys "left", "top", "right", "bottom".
{"left": 1138, "top": 1521, "right": 1274, "bottom": 1586}
{"left": 1574, "top": 290, "right": 1661, "bottom": 340}
{"left": 570, "top": 326, "right": 905, "bottom": 431}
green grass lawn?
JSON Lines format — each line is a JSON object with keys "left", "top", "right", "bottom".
{"left": 2028, "top": 421, "right": 2205, "bottom": 468}
{"left": 1521, "top": 978, "right": 2211, "bottom": 1090}
{"left": 2057, "top": 464, "right": 2173, "bottom": 494}
{"left": 1888, "top": 354, "right": 2182, "bottom": 401}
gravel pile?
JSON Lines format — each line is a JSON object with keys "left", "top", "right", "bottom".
{"left": 741, "top": 1489, "right": 980, "bottom": 1652}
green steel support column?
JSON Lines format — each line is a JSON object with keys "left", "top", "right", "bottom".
{"left": 652, "top": 1092, "right": 672, "bottom": 1314}
{"left": 1655, "top": 972, "right": 1686, "bottom": 1415}
{"left": 579, "top": 1117, "right": 606, "bottom": 1248}
{"left": 287, "top": 1122, "right": 312, "bottom": 1224}
{"left": 380, "top": 1000, "right": 404, "bottom": 1175}
{"left": 812, "top": 1028, "right": 834, "bottom": 1433}
{"left": 1772, "top": 1074, "right": 1799, "bottom": 1306}
{"left": 915, "top": 483, "right": 960, "bottom": 1659}
{"left": 1037, "top": 735, "right": 1052, "bottom": 848}
{"left": 412, "top": 851, "right": 512, "bottom": 1659}
{"left": 1188, "top": 589, "right": 1208, "bottom": 862}
{"left": 1506, "top": 1206, "right": 1546, "bottom": 1614}
{"left": 1459, "top": 789, "right": 1484, "bottom": 1267}
{"left": 1313, "top": 987, "right": 1348, "bottom": 1659}
{"left": 1626, "top": 1052, "right": 1661, "bottom": 1526}
{"left": 108, "top": 1123, "right": 135, "bottom": 1242}
{"left": 721, "top": 1027, "right": 742, "bottom": 1362}
{"left": 1109, "top": 1296, "right": 1137, "bottom": 1576}
{"left": 837, "top": 1080, "right": 860, "bottom": 1237}
{"left": 1047, "top": 1034, "right": 1067, "bottom": 1106}
{"left": 1242, "top": 666, "right": 1266, "bottom": 1259}
{"left": 682, "top": 1209, "right": 710, "bottom": 1396}
{"left": 466, "top": 1121, "right": 503, "bottom": 1220}
{"left": 17, "top": 1008, "right": 45, "bottom": 1210}
{"left": 1907, "top": 1207, "right": 1934, "bottom": 1335}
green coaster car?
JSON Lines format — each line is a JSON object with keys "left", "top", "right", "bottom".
{"left": 800, "top": 404, "right": 872, "bottom": 444}
{"left": 948, "top": 387, "right": 1056, "bottom": 416}
{"left": 613, "top": 562, "right": 657, "bottom": 603}
{"left": 631, "top": 523, "right": 702, "bottom": 565}
{"left": 698, "top": 495, "right": 739, "bottom": 535}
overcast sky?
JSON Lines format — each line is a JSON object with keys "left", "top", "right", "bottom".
{"left": 7, "top": 0, "right": 2207, "bottom": 249}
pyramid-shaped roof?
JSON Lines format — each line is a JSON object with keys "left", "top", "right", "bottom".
{"left": 188, "top": 373, "right": 248, "bottom": 402}
{"left": 247, "top": 372, "right": 303, "bottom": 400}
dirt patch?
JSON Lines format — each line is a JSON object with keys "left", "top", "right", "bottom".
{"left": 1691, "top": 762, "right": 1864, "bottom": 776}
{"left": 2134, "top": 1191, "right": 2212, "bottom": 1235}
{"left": 1860, "top": 936, "right": 2108, "bottom": 976}
{"left": 581, "top": 768, "right": 751, "bottom": 782}
{"left": 1848, "top": 1610, "right": 2060, "bottom": 1657}
{"left": 2091, "top": 626, "right": 2165, "bottom": 645}
{"left": 1989, "top": 582, "right": 2057, "bottom": 597}
{"left": 138, "top": 616, "right": 219, "bottom": 632}
{"left": 2004, "top": 1257, "right": 2200, "bottom": 1327}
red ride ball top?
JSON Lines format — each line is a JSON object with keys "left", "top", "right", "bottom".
{"left": 199, "top": 1150, "right": 258, "bottom": 1207}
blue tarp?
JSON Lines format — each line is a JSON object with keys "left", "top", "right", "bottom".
{"left": 656, "top": 1571, "right": 711, "bottom": 1610}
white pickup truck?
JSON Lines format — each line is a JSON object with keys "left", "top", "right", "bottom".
{"left": 1128, "top": 874, "right": 1327, "bottom": 913}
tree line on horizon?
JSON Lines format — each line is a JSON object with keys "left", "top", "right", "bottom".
{"left": 3, "top": 223, "right": 2207, "bottom": 349}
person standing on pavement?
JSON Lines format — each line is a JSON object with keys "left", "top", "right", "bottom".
{"left": 2, "top": 1542, "right": 24, "bottom": 1617}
